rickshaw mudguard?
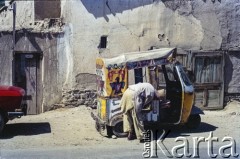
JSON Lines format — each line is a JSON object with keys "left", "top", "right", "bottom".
{"left": 91, "top": 111, "right": 106, "bottom": 124}
{"left": 190, "top": 105, "right": 204, "bottom": 115}
{"left": 109, "top": 113, "right": 123, "bottom": 126}
{"left": 91, "top": 111, "right": 109, "bottom": 137}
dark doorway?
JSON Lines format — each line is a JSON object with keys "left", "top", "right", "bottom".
{"left": 14, "top": 52, "right": 42, "bottom": 115}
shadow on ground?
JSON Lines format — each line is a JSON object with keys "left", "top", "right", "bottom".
{"left": 147, "top": 122, "right": 218, "bottom": 139}
{"left": 0, "top": 122, "right": 51, "bottom": 139}
{"left": 168, "top": 122, "right": 218, "bottom": 138}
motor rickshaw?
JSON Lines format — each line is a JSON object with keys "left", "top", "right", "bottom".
{"left": 91, "top": 48, "right": 203, "bottom": 137}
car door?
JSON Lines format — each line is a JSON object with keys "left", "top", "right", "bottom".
{"left": 174, "top": 62, "right": 194, "bottom": 124}
{"left": 161, "top": 63, "right": 183, "bottom": 124}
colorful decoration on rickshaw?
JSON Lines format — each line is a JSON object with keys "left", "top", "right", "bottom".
{"left": 96, "top": 58, "right": 128, "bottom": 97}
{"left": 126, "top": 58, "right": 168, "bottom": 70}
{"left": 96, "top": 58, "right": 169, "bottom": 97}
{"left": 107, "top": 63, "right": 127, "bottom": 97}
{"left": 96, "top": 59, "right": 106, "bottom": 97}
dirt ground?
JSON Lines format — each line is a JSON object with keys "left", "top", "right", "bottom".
{"left": 0, "top": 101, "right": 240, "bottom": 150}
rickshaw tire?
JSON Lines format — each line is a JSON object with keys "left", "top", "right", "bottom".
{"left": 186, "top": 114, "right": 201, "bottom": 129}
{"left": 112, "top": 121, "right": 128, "bottom": 137}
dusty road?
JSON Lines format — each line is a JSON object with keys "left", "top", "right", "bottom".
{"left": 0, "top": 101, "right": 239, "bottom": 158}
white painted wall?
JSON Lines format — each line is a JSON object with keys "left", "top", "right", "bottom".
{"left": 61, "top": 0, "right": 218, "bottom": 79}
{"left": 63, "top": 0, "right": 204, "bottom": 76}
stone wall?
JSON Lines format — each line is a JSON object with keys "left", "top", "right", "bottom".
{"left": 49, "top": 87, "right": 97, "bottom": 110}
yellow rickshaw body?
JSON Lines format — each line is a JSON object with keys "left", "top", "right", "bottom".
{"left": 181, "top": 92, "right": 194, "bottom": 123}
{"left": 92, "top": 48, "right": 199, "bottom": 137}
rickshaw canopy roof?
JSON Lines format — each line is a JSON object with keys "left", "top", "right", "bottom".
{"left": 101, "top": 48, "right": 176, "bottom": 69}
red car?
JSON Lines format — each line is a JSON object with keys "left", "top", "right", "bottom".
{"left": 0, "top": 85, "right": 26, "bottom": 133}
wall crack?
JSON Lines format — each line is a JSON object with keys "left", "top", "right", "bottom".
{"left": 105, "top": 0, "right": 140, "bottom": 39}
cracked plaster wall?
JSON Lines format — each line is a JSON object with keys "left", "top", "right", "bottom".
{"left": 63, "top": 0, "right": 238, "bottom": 75}
{"left": 63, "top": 0, "right": 240, "bottom": 91}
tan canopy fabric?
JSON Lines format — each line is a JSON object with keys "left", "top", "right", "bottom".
{"left": 103, "top": 48, "right": 176, "bottom": 69}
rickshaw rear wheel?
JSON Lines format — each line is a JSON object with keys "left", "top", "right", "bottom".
{"left": 186, "top": 114, "right": 201, "bottom": 129}
{"left": 112, "top": 121, "right": 128, "bottom": 137}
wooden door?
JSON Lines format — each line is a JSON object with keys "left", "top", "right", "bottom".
{"left": 14, "top": 53, "right": 38, "bottom": 115}
{"left": 192, "top": 51, "right": 224, "bottom": 109}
